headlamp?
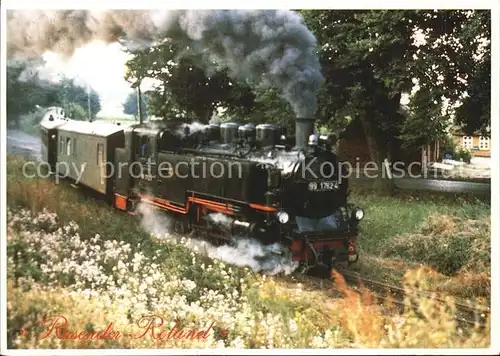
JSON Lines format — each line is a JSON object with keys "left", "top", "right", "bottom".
{"left": 276, "top": 211, "right": 289, "bottom": 224}
{"left": 308, "top": 134, "right": 319, "bottom": 146}
{"left": 352, "top": 208, "right": 364, "bottom": 221}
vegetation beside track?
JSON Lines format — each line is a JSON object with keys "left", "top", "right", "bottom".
{"left": 6, "top": 154, "right": 490, "bottom": 348}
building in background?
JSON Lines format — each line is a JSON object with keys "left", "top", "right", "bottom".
{"left": 452, "top": 129, "right": 491, "bottom": 157}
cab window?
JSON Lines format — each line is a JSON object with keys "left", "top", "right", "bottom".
{"left": 136, "top": 136, "right": 149, "bottom": 157}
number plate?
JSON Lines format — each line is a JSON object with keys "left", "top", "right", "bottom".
{"left": 308, "top": 181, "right": 339, "bottom": 191}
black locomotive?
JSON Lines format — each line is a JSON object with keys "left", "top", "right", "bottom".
{"left": 40, "top": 110, "right": 364, "bottom": 273}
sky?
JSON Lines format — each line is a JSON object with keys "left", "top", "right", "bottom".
{"left": 41, "top": 41, "right": 159, "bottom": 118}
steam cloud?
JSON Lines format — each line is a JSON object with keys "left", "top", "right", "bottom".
{"left": 176, "top": 121, "right": 208, "bottom": 138}
{"left": 137, "top": 203, "right": 298, "bottom": 275}
{"left": 205, "top": 212, "right": 233, "bottom": 231}
{"left": 7, "top": 9, "right": 324, "bottom": 117}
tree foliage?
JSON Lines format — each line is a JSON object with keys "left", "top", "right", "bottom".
{"left": 300, "top": 9, "right": 490, "bottom": 165}
{"left": 123, "top": 91, "right": 148, "bottom": 121}
{"left": 7, "top": 59, "right": 102, "bottom": 127}
{"left": 398, "top": 89, "right": 449, "bottom": 148}
{"left": 65, "top": 102, "right": 88, "bottom": 121}
{"left": 7, "top": 60, "right": 59, "bottom": 126}
{"left": 453, "top": 11, "right": 491, "bottom": 135}
{"left": 124, "top": 41, "right": 256, "bottom": 123}
{"left": 408, "top": 10, "right": 491, "bottom": 136}
{"left": 57, "top": 77, "right": 101, "bottom": 120}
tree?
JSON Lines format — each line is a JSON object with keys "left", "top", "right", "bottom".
{"left": 123, "top": 91, "right": 148, "bottom": 121}
{"left": 7, "top": 59, "right": 103, "bottom": 128}
{"left": 455, "top": 60, "right": 490, "bottom": 135}
{"left": 453, "top": 11, "right": 490, "bottom": 135}
{"left": 65, "top": 103, "right": 87, "bottom": 121}
{"left": 408, "top": 10, "right": 490, "bottom": 135}
{"left": 7, "top": 59, "right": 60, "bottom": 127}
{"left": 57, "top": 77, "right": 101, "bottom": 120}
{"left": 124, "top": 41, "right": 255, "bottom": 123}
{"left": 398, "top": 88, "right": 449, "bottom": 148}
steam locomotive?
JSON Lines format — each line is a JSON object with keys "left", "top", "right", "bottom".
{"left": 40, "top": 110, "right": 364, "bottom": 273}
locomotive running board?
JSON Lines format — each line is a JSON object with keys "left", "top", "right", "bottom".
{"left": 135, "top": 193, "right": 235, "bottom": 216}
{"left": 118, "top": 191, "right": 278, "bottom": 221}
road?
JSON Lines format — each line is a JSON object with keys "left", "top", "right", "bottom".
{"left": 349, "top": 170, "right": 490, "bottom": 195}
{"left": 7, "top": 129, "right": 42, "bottom": 161}
{"left": 6, "top": 129, "right": 491, "bottom": 195}
{"left": 389, "top": 177, "right": 490, "bottom": 194}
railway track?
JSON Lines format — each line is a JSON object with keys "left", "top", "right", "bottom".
{"left": 147, "top": 222, "right": 491, "bottom": 330}
{"left": 298, "top": 268, "right": 490, "bottom": 330}
{"left": 340, "top": 270, "right": 490, "bottom": 329}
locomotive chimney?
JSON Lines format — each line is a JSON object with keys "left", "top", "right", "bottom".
{"left": 295, "top": 118, "right": 315, "bottom": 150}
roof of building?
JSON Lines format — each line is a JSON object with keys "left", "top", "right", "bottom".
{"left": 452, "top": 129, "right": 490, "bottom": 137}
{"left": 451, "top": 123, "right": 491, "bottom": 137}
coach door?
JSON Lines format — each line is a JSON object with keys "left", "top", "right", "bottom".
{"left": 48, "top": 129, "right": 58, "bottom": 172}
{"left": 97, "top": 142, "right": 105, "bottom": 185}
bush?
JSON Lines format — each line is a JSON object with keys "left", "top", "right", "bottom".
{"left": 440, "top": 136, "right": 472, "bottom": 163}
{"left": 440, "top": 135, "right": 456, "bottom": 157}
{"left": 381, "top": 213, "right": 490, "bottom": 276}
{"left": 453, "top": 148, "right": 472, "bottom": 163}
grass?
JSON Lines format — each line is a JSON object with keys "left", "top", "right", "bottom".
{"left": 5, "top": 154, "right": 492, "bottom": 349}
{"left": 346, "top": 185, "right": 490, "bottom": 301}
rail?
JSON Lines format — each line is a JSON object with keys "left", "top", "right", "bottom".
{"left": 301, "top": 269, "right": 491, "bottom": 330}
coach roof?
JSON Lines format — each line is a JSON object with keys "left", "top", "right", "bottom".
{"left": 57, "top": 119, "right": 126, "bottom": 137}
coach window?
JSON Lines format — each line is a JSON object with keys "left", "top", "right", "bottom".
{"left": 59, "top": 136, "right": 65, "bottom": 154}
{"left": 66, "top": 138, "right": 72, "bottom": 156}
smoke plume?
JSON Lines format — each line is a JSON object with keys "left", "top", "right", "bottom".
{"left": 137, "top": 203, "right": 298, "bottom": 275}
{"left": 7, "top": 56, "right": 62, "bottom": 85}
{"left": 7, "top": 9, "right": 324, "bottom": 117}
